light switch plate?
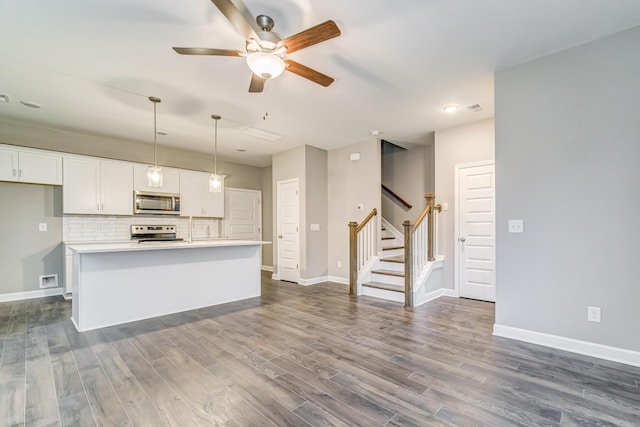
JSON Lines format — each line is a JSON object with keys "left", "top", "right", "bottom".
{"left": 350, "top": 152, "right": 360, "bottom": 161}
{"left": 310, "top": 224, "right": 320, "bottom": 231}
{"left": 39, "top": 223, "right": 47, "bottom": 232}
{"left": 508, "top": 220, "right": 523, "bottom": 233}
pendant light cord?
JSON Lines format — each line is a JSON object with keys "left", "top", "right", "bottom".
{"left": 212, "top": 114, "right": 221, "bottom": 175}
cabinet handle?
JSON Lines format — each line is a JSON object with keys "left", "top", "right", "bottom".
{"left": 12, "top": 168, "right": 16, "bottom": 177}
{"left": 18, "top": 169, "right": 22, "bottom": 178}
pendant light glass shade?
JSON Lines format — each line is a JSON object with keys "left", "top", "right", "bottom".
{"left": 147, "top": 96, "right": 163, "bottom": 188}
{"left": 246, "top": 52, "right": 285, "bottom": 79}
{"left": 209, "top": 114, "right": 224, "bottom": 193}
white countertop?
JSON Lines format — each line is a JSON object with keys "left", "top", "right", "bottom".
{"left": 67, "top": 239, "right": 271, "bottom": 254}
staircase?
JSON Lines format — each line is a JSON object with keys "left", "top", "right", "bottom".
{"left": 361, "top": 225, "right": 406, "bottom": 302}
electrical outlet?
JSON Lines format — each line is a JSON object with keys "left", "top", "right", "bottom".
{"left": 588, "top": 306, "right": 601, "bottom": 323}
{"left": 337, "top": 261, "right": 342, "bottom": 268}
{"left": 39, "top": 223, "right": 47, "bottom": 232}
{"left": 508, "top": 220, "right": 524, "bottom": 233}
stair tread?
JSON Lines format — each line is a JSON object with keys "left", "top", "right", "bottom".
{"left": 371, "top": 269, "right": 405, "bottom": 277}
{"left": 381, "top": 256, "right": 405, "bottom": 263}
{"left": 382, "top": 245, "right": 404, "bottom": 251}
{"left": 363, "top": 282, "right": 404, "bottom": 292}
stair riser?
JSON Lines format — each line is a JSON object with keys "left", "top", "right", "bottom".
{"left": 381, "top": 248, "right": 404, "bottom": 257}
{"left": 379, "top": 261, "right": 404, "bottom": 273}
{"left": 371, "top": 273, "right": 405, "bottom": 286}
{"left": 362, "top": 286, "right": 405, "bottom": 303}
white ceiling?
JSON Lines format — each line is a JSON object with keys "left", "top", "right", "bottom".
{"left": 1, "top": 0, "right": 640, "bottom": 167}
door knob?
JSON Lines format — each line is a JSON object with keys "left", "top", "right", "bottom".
{"left": 278, "top": 235, "right": 283, "bottom": 239}
{"left": 459, "top": 237, "right": 466, "bottom": 242}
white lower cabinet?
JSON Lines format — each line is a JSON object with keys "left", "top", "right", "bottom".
{"left": 63, "top": 157, "right": 133, "bottom": 215}
{"left": 0, "top": 147, "right": 62, "bottom": 185}
{"left": 180, "top": 170, "right": 224, "bottom": 217}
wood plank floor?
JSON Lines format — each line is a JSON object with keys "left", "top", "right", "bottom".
{"left": 1, "top": 272, "right": 639, "bottom": 426}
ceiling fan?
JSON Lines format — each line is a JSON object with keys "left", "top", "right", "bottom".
{"left": 173, "top": 0, "right": 341, "bottom": 93}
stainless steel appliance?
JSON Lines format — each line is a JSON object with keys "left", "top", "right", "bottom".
{"left": 134, "top": 191, "right": 181, "bottom": 215}
{"left": 130, "top": 225, "right": 183, "bottom": 243}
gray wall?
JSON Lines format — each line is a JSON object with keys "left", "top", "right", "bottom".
{"left": 381, "top": 139, "right": 435, "bottom": 231}
{"left": 261, "top": 166, "right": 273, "bottom": 267}
{"left": 0, "top": 182, "right": 63, "bottom": 295}
{"left": 495, "top": 26, "right": 640, "bottom": 351}
{"left": 434, "top": 119, "right": 495, "bottom": 290}
{"left": 305, "top": 146, "right": 328, "bottom": 279}
{"left": 327, "top": 140, "right": 381, "bottom": 280}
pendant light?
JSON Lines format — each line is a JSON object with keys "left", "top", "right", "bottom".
{"left": 147, "top": 96, "right": 163, "bottom": 188}
{"left": 209, "top": 114, "right": 224, "bottom": 193}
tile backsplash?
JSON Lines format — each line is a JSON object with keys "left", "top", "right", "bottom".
{"left": 63, "top": 215, "right": 222, "bottom": 242}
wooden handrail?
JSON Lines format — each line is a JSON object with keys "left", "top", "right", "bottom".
{"left": 356, "top": 208, "right": 377, "bottom": 233}
{"left": 412, "top": 205, "right": 431, "bottom": 231}
{"left": 381, "top": 184, "right": 413, "bottom": 209}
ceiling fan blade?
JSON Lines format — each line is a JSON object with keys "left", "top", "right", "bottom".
{"left": 248, "top": 73, "right": 265, "bottom": 93}
{"left": 284, "top": 59, "right": 334, "bottom": 87}
{"left": 173, "top": 47, "right": 244, "bottom": 56}
{"left": 282, "top": 20, "right": 341, "bottom": 54}
{"left": 210, "top": 0, "right": 261, "bottom": 41}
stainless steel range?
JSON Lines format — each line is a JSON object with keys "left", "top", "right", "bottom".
{"left": 130, "top": 225, "right": 183, "bottom": 243}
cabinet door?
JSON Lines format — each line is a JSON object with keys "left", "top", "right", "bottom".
{"left": 203, "top": 177, "right": 225, "bottom": 217}
{"left": 133, "top": 166, "right": 180, "bottom": 194}
{"left": 63, "top": 158, "right": 100, "bottom": 214}
{"left": 100, "top": 162, "right": 133, "bottom": 215}
{"left": 180, "top": 170, "right": 204, "bottom": 216}
{"left": 0, "top": 149, "right": 18, "bottom": 182}
{"left": 18, "top": 152, "right": 63, "bottom": 185}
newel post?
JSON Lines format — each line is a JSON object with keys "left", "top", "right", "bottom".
{"left": 403, "top": 220, "right": 413, "bottom": 307}
{"left": 348, "top": 221, "right": 358, "bottom": 295}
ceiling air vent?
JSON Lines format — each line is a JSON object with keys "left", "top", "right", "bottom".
{"left": 240, "top": 126, "right": 282, "bottom": 141}
{"left": 467, "top": 104, "right": 483, "bottom": 112}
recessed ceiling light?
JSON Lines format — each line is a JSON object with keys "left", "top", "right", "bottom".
{"left": 237, "top": 148, "right": 247, "bottom": 152}
{"left": 156, "top": 130, "right": 168, "bottom": 136}
{"left": 370, "top": 130, "right": 383, "bottom": 136}
{"left": 0, "top": 93, "right": 9, "bottom": 103}
{"left": 442, "top": 105, "right": 459, "bottom": 113}
{"left": 20, "top": 101, "right": 41, "bottom": 109}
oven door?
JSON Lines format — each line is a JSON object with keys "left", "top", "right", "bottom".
{"left": 134, "top": 192, "right": 180, "bottom": 214}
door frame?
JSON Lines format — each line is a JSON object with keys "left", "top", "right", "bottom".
{"left": 454, "top": 160, "right": 495, "bottom": 298}
{"left": 275, "top": 178, "right": 299, "bottom": 282}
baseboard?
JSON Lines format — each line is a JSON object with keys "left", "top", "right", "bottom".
{"left": 298, "top": 276, "right": 329, "bottom": 286}
{"left": 327, "top": 276, "right": 349, "bottom": 285}
{"left": 271, "top": 273, "right": 280, "bottom": 280}
{"left": 493, "top": 324, "right": 640, "bottom": 368}
{"left": 0, "top": 287, "right": 64, "bottom": 303}
{"left": 261, "top": 265, "right": 273, "bottom": 272}
{"left": 414, "top": 288, "right": 457, "bottom": 307}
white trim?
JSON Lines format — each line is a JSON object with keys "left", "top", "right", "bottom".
{"left": 0, "top": 287, "right": 64, "bottom": 303}
{"left": 493, "top": 324, "right": 640, "bottom": 368}
{"left": 414, "top": 288, "right": 457, "bottom": 307}
{"left": 297, "top": 276, "right": 329, "bottom": 286}
{"left": 261, "top": 265, "right": 273, "bottom": 272}
{"left": 380, "top": 217, "right": 403, "bottom": 241}
{"left": 454, "top": 159, "right": 495, "bottom": 299}
{"left": 361, "top": 285, "right": 405, "bottom": 303}
{"left": 271, "top": 273, "right": 280, "bottom": 280}
{"left": 328, "top": 276, "right": 349, "bottom": 285}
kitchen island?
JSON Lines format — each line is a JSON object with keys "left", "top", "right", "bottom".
{"left": 68, "top": 240, "right": 269, "bottom": 332}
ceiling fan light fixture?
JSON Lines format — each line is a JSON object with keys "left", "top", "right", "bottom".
{"left": 246, "top": 52, "right": 285, "bottom": 79}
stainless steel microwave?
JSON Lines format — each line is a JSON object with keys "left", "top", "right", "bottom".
{"left": 134, "top": 191, "right": 181, "bottom": 215}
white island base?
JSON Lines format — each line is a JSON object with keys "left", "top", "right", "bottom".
{"left": 69, "top": 240, "right": 267, "bottom": 332}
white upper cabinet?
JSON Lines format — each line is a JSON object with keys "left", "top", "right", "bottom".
{"left": 0, "top": 147, "right": 62, "bottom": 185}
{"left": 180, "top": 170, "right": 224, "bottom": 217}
{"left": 63, "top": 157, "right": 133, "bottom": 215}
{"left": 133, "top": 165, "right": 180, "bottom": 194}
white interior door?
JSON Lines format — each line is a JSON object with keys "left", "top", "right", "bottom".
{"left": 277, "top": 179, "right": 299, "bottom": 283}
{"left": 457, "top": 161, "right": 495, "bottom": 301}
{"left": 224, "top": 188, "right": 261, "bottom": 240}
